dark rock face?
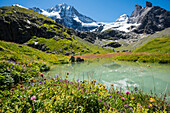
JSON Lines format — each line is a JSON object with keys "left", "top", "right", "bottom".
{"left": 0, "top": 7, "right": 67, "bottom": 44}
{"left": 102, "top": 42, "right": 121, "bottom": 48}
{"left": 129, "top": 2, "right": 170, "bottom": 34}
{"left": 75, "top": 31, "right": 98, "bottom": 43}
{"left": 69, "top": 56, "right": 75, "bottom": 62}
{"left": 133, "top": 6, "right": 170, "bottom": 34}
{"left": 131, "top": 4, "right": 143, "bottom": 17}
{"left": 97, "top": 30, "right": 138, "bottom": 40}
{"left": 146, "top": 1, "right": 152, "bottom": 7}
{"left": 74, "top": 29, "right": 138, "bottom": 44}
{"left": 65, "top": 52, "right": 70, "bottom": 56}
{"left": 76, "top": 57, "right": 84, "bottom": 62}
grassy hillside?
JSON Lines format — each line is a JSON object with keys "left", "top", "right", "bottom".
{"left": 0, "top": 6, "right": 53, "bottom": 21}
{"left": 116, "top": 28, "right": 170, "bottom": 52}
{"left": 133, "top": 28, "right": 170, "bottom": 51}
{"left": 0, "top": 6, "right": 112, "bottom": 55}
{"left": 0, "top": 40, "right": 69, "bottom": 89}
{"left": 26, "top": 36, "right": 112, "bottom": 56}
{"left": 113, "top": 28, "right": 170, "bottom": 63}
{"left": 113, "top": 53, "right": 170, "bottom": 63}
{"left": 133, "top": 37, "right": 170, "bottom": 53}
{"left": 0, "top": 40, "right": 68, "bottom": 64}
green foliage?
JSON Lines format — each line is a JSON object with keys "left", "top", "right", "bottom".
{"left": 0, "top": 40, "right": 69, "bottom": 88}
{"left": 0, "top": 40, "right": 69, "bottom": 64}
{"left": 27, "top": 36, "right": 112, "bottom": 55}
{"left": 113, "top": 54, "right": 170, "bottom": 63}
{"left": 0, "top": 77, "right": 169, "bottom": 112}
{"left": 0, "top": 61, "right": 38, "bottom": 89}
{"left": 40, "top": 23, "right": 56, "bottom": 28}
{"left": 134, "top": 37, "right": 170, "bottom": 53}
{"left": 116, "top": 28, "right": 170, "bottom": 52}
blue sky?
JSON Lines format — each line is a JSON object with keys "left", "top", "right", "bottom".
{"left": 0, "top": 0, "right": 169, "bottom": 22}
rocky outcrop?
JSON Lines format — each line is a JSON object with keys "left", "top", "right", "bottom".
{"left": 134, "top": 7, "right": 170, "bottom": 34}
{"left": 76, "top": 57, "right": 84, "bottom": 62}
{"left": 102, "top": 42, "right": 121, "bottom": 48}
{"left": 69, "top": 56, "right": 84, "bottom": 62}
{"left": 94, "top": 1, "right": 170, "bottom": 34}
{"left": 75, "top": 31, "right": 98, "bottom": 43}
{"left": 69, "top": 56, "right": 75, "bottom": 62}
{"left": 73, "top": 28, "right": 139, "bottom": 45}
{"left": 130, "top": 2, "right": 170, "bottom": 34}
{"left": 146, "top": 1, "right": 152, "bottom": 7}
{"left": 130, "top": 5, "right": 143, "bottom": 18}
{"left": 98, "top": 30, "right": 138, "bottom": 40}
{"left": 0, "top": 6, "right": 72, "bottom": 44}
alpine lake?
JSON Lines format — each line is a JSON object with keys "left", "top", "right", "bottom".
{"left": 45, "top": 58, "right": 170, "bottom": 99}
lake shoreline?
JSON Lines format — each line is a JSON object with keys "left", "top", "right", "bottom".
{"left": 74, "top": 52, "right": 170, "bottom": 64}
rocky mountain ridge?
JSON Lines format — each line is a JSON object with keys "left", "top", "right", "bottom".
{"left": 129, "top": 2, "right": 170, "bottom": 34}
{"left": 29, "top": 2, "right": 170, "bottom": 34}
{"left": 30, "top": 3, "right": 99, "bottom": 31}
{"left": 97, "top": 1, "right": 170, "bottom": 34}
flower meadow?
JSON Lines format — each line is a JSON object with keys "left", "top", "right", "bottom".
{"left": 0, "top": 60, "right": 50, "bottom": 89}
{"left": 0, "top": 74, "right": 169, "bottom": 113}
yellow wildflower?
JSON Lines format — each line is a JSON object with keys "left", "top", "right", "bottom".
{"left": 149, "top": 103, "right": 153, "bottom": 107}
{"left": 99, "top": 87, "right": 102, "bottom": 90}
{"left": 149, "top": 98, "right": 155, "bottom": 102}
{"left": 137, "top": 103, "right": 141, "bottom": 106}
{"left": 131, "top": 97, "right": 135, "bottom": 100}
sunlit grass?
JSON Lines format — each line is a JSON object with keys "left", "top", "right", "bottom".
{"left": 113, "top": 53, "right": 170, "bottom": 63}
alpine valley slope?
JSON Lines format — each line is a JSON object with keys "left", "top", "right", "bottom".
{"left": 0, "top": 6, "right": 112, "bottom": 56}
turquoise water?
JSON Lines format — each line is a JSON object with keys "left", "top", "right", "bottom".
{"left": 46, "top": 59, "right": 170, "bottom": 96}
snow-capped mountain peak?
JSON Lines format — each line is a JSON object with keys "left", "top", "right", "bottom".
{"left": 30, "top": 1, "right": 169, "bottom": 33}
{"left": 47, "top": 3, "right": 71, "bottom": 12}
{"left": 30, "top": 3, "right": 98, "bottom": 31}
{"left": 115, "top": 14, "right": 129, "bottom": 23}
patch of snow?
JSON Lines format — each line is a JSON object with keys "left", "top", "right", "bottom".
{"left": 67, "top": 6, "right": 70, "bottom": 10}
{"left": 27, "top": 20, "right": 31, "bottom": 24}
{"left": 33, "top": 41, "right": 38, "bottom": 45}
{"left": 99, "top": 20, "right": 140, "bottom": 32}
{"left": 42, "top": 10, "right": 61, "bottom": 19}
{"left": 73, "top": 17, "right": 82, "bottom": 23}
{"left": 115, "top": 14, "right": 129, "bottom": 23}
{"left": 12, "top": 4, "right": 28, "bottom": 9}
{"left": 73, "top": 17, "right": 99, "bottom": 27}
{"left": 82, "top": 22, "right": 99, "bottom": 27}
